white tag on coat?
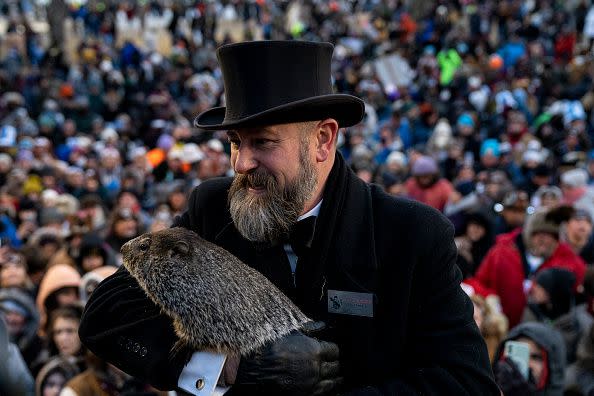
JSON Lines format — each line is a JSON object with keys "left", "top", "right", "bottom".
{"left": 327, "top": 290, "right": 374, "bottom": 317}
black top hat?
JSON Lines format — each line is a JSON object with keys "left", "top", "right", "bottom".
{"left": 194, "top": 41, "right": 365, "bottom": 130}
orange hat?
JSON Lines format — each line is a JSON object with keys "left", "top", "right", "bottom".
{"left": 146, "top": 148, "right": 166, "bottom": 168}
{"left": 60, "top": 84, "right": 74, "bottom": 98}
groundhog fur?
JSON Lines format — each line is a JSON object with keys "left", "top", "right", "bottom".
{"left": 121, "top": 227, "right": 311, "bottom": 357}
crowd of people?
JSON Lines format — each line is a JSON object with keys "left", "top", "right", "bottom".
{"left": 2, "top": 0, "right": 594, "bottom": 395}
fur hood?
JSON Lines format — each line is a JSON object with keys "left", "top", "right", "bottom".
{"left": 0, "top": 288, "right": 39, "bottom": 351}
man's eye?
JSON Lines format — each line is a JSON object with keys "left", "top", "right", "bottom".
{"left": 255, "top": 139, "right": 271, "bottom": 146}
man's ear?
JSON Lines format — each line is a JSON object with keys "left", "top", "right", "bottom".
{"left": 315, "top": 118, "right": 339, "bottom": 163}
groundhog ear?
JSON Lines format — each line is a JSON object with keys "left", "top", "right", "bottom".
{"left": 172, "top": 240, "right": 190, "bottom": 256}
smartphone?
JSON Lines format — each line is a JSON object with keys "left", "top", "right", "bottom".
{"left": 503, "top": 340, "right": 530, "bottom": 380}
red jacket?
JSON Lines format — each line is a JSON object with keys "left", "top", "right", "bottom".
{"left": 466, "top": 228, "right": 586, "bottom": 328}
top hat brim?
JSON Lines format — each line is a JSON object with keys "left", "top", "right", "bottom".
{"left": 194, "top": 94, "right": 364, "bottom": 130}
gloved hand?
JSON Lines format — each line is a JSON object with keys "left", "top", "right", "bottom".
{"left": 493, "top": 357, "right": 536, "bottom": 396}
{"left": 232, "top": 321, "right": 342, "bottom": 396}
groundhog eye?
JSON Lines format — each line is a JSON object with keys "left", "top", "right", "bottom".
{"left": 139, "top": 242, "right": 149, "bottom": 252}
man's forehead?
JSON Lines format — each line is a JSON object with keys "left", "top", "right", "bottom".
{"left": 226, "top": 124, "right": 297, "bottom": 136}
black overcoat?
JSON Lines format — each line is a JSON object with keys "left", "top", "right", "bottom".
{"left": 79, "top": 153, "right": 500, "bottom": 395}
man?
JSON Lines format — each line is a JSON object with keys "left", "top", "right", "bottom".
{"left": 79, "top": 41, "right": 498, "bottom": 395}
{"left": 404, "top": 155, "right": 454, "bottom": 212}
{"left": 564, "top": 208, "right": 594, "bottom": 264}
{"left": 494, "top": 190, "right": 529, "bottom": 236}
{"left": 561, "top": 168, "right": 594, "bottom": 220}
{"left": 467, "top": 208, "right": 586, "bottom": 328}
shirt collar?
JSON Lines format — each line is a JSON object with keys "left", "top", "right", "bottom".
{"left": 298, "top": 199, "right": 322, "bottom": 221}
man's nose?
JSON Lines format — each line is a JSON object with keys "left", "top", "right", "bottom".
{"left": 234, "top": 145, "right": 258, "bottom": 174}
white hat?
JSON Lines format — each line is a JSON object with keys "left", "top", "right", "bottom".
{"left": 386, "top": 151, "right": 407, "bottom": 167}
{"left": 522, "top": 150, "right": 543, "bottom": 164}
{"left": 207, "top": 139, "right": 224, "bottom": 153}
{"left": 561, "top": 168, "right": 589, "bottom": 188}
{"left": 100, "top": 127, "right": 118, "bottom": 141}
{"left": 183, "top": 143, "right": 204, "bottom": 163}
{"left": 128, "top": 146, "right": 147, "bottom": 160}
{"left": 167, "top": 147, "right": 184, "bottom": 161}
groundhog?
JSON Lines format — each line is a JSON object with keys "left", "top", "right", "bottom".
{"left": 121, "top": 227, "right": 311, "bottom": 357}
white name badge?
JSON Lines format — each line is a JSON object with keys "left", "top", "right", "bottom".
{"left": 327, "top": 290, "right": 374, "bottom": 317}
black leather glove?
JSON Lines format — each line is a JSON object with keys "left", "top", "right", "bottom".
{"left": 493, "top": 357, "right": 536, "bottom": 396}
{"left": 232, "top": 321, "right": 342, "bottom": 396}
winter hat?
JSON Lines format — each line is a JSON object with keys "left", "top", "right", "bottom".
{"left": 522, "top": 150, "right": 543, "bottom": 165}
{"left": 412, "top": 156, "right": 438, "bottom": 176}
{"left": 457, "top": 113, "right": 475, "bottom": 128}
{"left": 386, "top": 151, "right": 407, "bottom": 167}
{"left": 480, "top": 139, "right": 500, "bottom": 158}
{"left": 79, "top": 266, "right": 117, "bottom": 304}
{"left": 571, "top": 208, "right": 593, "bottom": 223}
{"left": 533, "top": 268, "right": 576, "bottom": 319}
{"left": 526, "top": 210, "right": 560, "bottom": 239}
{"left": 561, "top": 169, "right": 589, "bottom": 188}
{"left": 534, "top": 185, "right": 562, "bottom": 201}
{"left": 157, "top": 134, "right": 175, "bottom": 151}
{"left": 207, "top": 139, "right": 224, "bottom": 153}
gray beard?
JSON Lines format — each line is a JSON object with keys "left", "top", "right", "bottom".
{"left": 228, "top": 151, "right": 318, "bottom": 244}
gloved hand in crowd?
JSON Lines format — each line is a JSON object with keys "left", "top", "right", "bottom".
{"left": 493, "top": 357, "right": 536, "bottom": 396}
{"left": 231, "top": 321, "right": 342, "bottom": 396}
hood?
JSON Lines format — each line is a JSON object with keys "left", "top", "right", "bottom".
{"left": 0, "top": 288, "right": 39, "bottom": 350}
{"left": 34, "top": 356, "right": 79, "bottom": 396}
{"left": 576, "top": 321, "right": 594, "bottom": 366}
{"left": 79, "top": 266, "right": 117, "bottom": 304}
{"left": 36, "top": 264, "right": 81, "bottom": 326}
{"left": 498, "top": 322, "right": 566, "bottom": 396}
{"left": 493, "top": 228, "right": 523, "bottom": 246}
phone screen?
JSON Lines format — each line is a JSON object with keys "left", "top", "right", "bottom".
{"left": 504, "top": 340, "right": 530, "bottom": 380}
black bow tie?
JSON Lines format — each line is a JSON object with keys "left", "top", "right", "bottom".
{"left": 288, "top": 216, "right": 317, "bottom": 257}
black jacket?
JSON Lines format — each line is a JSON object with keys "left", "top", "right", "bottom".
{"left": 79, "top": 153, "right": 499, "bottom": 395}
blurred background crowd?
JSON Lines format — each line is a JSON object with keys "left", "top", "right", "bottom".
{"left": 3, "top": 0, "right": 594, "bottom": 395}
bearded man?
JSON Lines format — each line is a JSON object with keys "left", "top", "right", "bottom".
{"left": 79, "top": 41, "right": 498, "bottom": 395}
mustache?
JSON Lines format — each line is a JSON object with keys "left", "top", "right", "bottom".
{"left": 236, "top": 171, "right": 277, "bottom": 190}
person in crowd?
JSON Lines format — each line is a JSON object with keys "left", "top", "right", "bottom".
{"left": 493, "top": 322, "right": 566, "bottom": 396}
{"left": 76, "top": 233, "right": 112, "bottom": 274}
{"left": 405, "top": 155, "right": 454, "bottom": 212}
{"left": 0, "top": 249, "right": 35, "bottom": 293}
{"left": 34, "top": 356, "right": 79, "bottom": 396}
{"left": 0, "top": 287, "right": 44, "bottom": 370}
{"left": 0, "top": 315, "right": 34, "bottom": 396}
{"left": 467, "top": 208, "right": 586, "bottom": 327}
{"left": 79, "top": 266, "right": 117, "bottom": 305}
{"left": 532, "top": 186, "right": 563, "bottom": 210}
{"left": 494, "top": 190, "right": 530, "bottom": 236}
{"left": 469, "top": 293, "right": 508, "bottom": 364}
{"left": 35, "top": 264, "right": 81, "bottom": 334}
{"left": 565, "top": 323, "right": 594, "bottom": 396}
{"left": 522, "top": 268, "right": 577, "bottom": 324}
{"left": 61, "top": 351, "right": 168, "bottom": 396}
{"left": 43, "top": 306, "right": 85, "bottom": 372}
{"left": 563, "top": 208, "right": 594, "bottom": 265}
{"left": 455, "top": 211, "right": 494, "bottom": 278}
{"left": 561, "top": 169, "right": 594, "bottom": 220}
{"left": 104, "top": 207, "right": 143, "bottom": 255}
